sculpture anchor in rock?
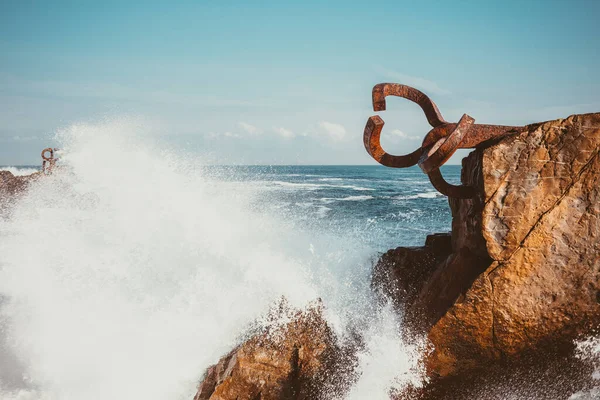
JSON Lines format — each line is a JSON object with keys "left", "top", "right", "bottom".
{"left": 363, "top": 83, "right": 524, "bottom": 198}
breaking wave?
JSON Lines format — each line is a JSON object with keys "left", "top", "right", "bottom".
{"left": 394, "top": 192, "right": 442, "bottom": 200}
{"left": 0, "top": 118, "right": 423, "bottom": 400}
{"left": 320, "top": 195, "right": 375, "bottom": 203}
{"left": 270, "top": 181, "right": 375, "bottom": 191}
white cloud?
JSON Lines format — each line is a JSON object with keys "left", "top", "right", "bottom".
{"left": 374, "top": 66, "right": 451, "bottom": 96}
{"left": 206, "top": 131, "right": 241, "bottom": 138}
{"left": 12, "top": 135, "right": 39, "bottom": 142}
{"left": 274, "top": 127, "right": 295, "bottom": 138}
{"left": 318, "top": 121, "right": 347, "bottom": 141}
{"left": 390, "top": 129, "right": 421, "bottom": 140}
{"left": 238, "top": 122, "right": 260, "bottom": 135}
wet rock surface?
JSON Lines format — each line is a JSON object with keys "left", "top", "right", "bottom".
{"left": 0, "top": 170, "right": 34, "bottom": 196}
{"left": 194, "top": 305, "right": 356, "bottom": 400}
{"left": 0, "top": 170, "right": 39, "bottom": 211}
{"left": 429, "top": 113, "right": 600, "bottom": 376}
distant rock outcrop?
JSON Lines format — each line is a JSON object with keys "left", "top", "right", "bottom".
{"left": 0, "top": 170, "right": 39, "bottom": 211}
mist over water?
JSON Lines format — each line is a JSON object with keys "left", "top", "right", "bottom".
{"left": 0, "top": 119, "right": 423, "bottom": 400}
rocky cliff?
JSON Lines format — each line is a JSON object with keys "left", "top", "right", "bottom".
{"left": 428, "top": 112, "right": 600, "bottom": 373}
{"left": 196, "top": 113, "right": 600, "bottom": 399}
{"left": 376, "top": 112, "right": 600, "bottom": 397}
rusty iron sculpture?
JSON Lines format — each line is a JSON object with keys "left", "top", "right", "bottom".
{"left": 364, "top": 83, "right": 524, "bottom": 198}
{"left": 41, "top": 148, "right": 59, "bottom": 175}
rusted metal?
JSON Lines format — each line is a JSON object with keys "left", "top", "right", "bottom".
{"left": 41, "top": 148, "right": 58, "bottom": 175}
{"left": 363, "top": 83, "right": 524, "bottom": 198}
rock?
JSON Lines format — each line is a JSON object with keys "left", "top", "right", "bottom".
{"left": 0, "top": 170, "right": 32, "bottom": 196}
{"left": 0, "top": 170, "right": 39, "bottom": 212}
{"left": 428, "top": 113, "right": 600, "bottom": 376}
{"left": 372, "top": 234, "right": 451, "bottom": 314}
{"left": 373, "top": 113, "right": 600, "bottom": 395}
{"left": 193, "top": 304, "right": 356, "bottom": 400}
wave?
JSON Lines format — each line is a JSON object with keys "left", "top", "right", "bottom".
{"left": 315, "top": 205, "right": 331, "bottom": 218}
{"left": 283, "top": 174, "right": 321, "bottom": 177}
{"left": 0, "top": 166, "right": 39, "bottom": 176}
{"left": 0, "top": 118, "right": 421, "bottom": 400}
{"left": 270, "top": 180, "right": 374, "bottom": 191}
{"left": 320, "top": 195, "right": 374, "bottom": 203}
{"left": 394, "top": 191, "right": 443, "bottom": 200}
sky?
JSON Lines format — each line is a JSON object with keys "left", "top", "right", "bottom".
{"left": 1, "top": 0, "right": 599, "bottom": 165}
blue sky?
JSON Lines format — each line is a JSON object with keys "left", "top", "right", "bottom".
{"left": 1, "top": 0, "right": 599, "bottom": 165}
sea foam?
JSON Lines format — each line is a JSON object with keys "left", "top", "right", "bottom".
{"left": 0, "top": 118, "right": 422, "bottom": 400}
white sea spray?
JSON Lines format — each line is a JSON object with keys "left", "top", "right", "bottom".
{"left": 0, "top": 118, "right": 423, "bottom": 400}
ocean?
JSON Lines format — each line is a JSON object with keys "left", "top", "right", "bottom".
{"left": 1, "top": 164, "right": 459, "bottom": 253}
{"left": 201, "top": 164, "right": 459, "bottom": 251}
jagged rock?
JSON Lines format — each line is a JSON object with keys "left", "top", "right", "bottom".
{"left": 429, "top": 113, "right": 600, "bottom": 375}
{"left": 0, "top": 170, "right": 39, "bottom": 211}
{"left": 372, "top": 233, "right": 452, "bottom": 319}
{"left": 0, "top": 170, "right": 32, "bottom": 196}
{"left": 373, "top": 113, "right": 600, "bottom": 396}
{"left": 193, "top": 305, "right": 356, "bottom": 400}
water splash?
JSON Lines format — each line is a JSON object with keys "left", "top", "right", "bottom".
{"left": 0, "top": 118, "right": 423, "bottom": 400}
{"left": 570, "top": 337, "right": 600, "bottom": 399}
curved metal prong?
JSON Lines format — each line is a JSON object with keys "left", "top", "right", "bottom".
{"left": 419, "top": 114, "right": 474, "bottom": 174}
{"left": 427, "top": 169, "right": 475, "bottom": 199}
{"left": 41, "top": 148, "right": 54, "bottom": 161}
{"left": 372, "top": 83, "right": 447, "bottom": 128}
{"left": 364, "top": 115, "right": 422, "bottom": 168}
{"left": 363, "top": 83, "right": 524, "bottom": 199}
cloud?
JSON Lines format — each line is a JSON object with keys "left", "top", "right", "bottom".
{"left": 390, "top": 129, "right": 421, "bottom": 140}
{"left": 238, "top": 122, "right": 260, "bottom": 135}
{"left": 206, "top": 131, "right": 241, "bottom": 138}
{"left": 12, "top": 135, "right": 39, "bottom": 142}
{"left": 273, "top": 127, "right": 295, "bottom": 138}
{"left": 374, "top": 66, "right": 451, "bottom": 96}
{"left": 318, "top": 121, "right": 347, "bottom": 141}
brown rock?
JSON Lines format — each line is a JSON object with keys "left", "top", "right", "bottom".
{"left": 371, "top": 233, "right": 452, "bottom": 316}
{"left": 193, "top": 304, "right": 356, "bottom": 400}
{"left": 373, "top": 113, "right": 600, "bottom": 397}
{"left": 428, "top": 113, "right": 600, "bottom": 376}
{"left": 0, "top": 170, "right": 39, "bottom": 212}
